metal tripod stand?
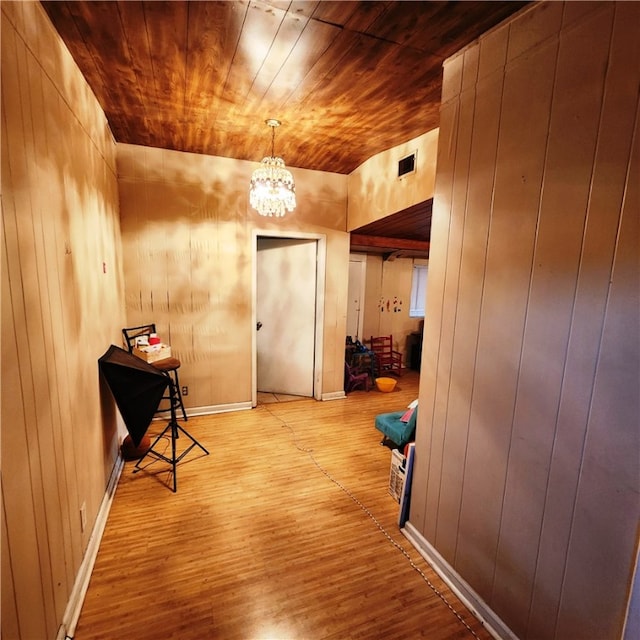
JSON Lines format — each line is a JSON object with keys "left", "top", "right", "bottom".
{"left": 133, "top": 378, "right": 209, "bottom": 492}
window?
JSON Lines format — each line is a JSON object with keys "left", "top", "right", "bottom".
{"left": 409, "top": 264, "right": 428, "bottom": 317}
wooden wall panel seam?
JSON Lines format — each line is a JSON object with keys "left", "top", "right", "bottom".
{"left": 3, "top": 3, "right": 124, "bottom": 638}
{"left": 449, "top": 37, "right": 509, "bottom": 571}
{"left": 414, "top": 3, "right": 639, "bottom": 639}
{"left": 554, "top": 37, "right": 640, "bottom": 639}
{"left": 7, "top": 31, "right": 62, "bottom": 637}
{"left": 433, "top": 91, "right": 477, "bottom": 553}
{"left": 527, "top": 6, "right": 636, "bottom": 636}
{"left": 25, "top": 52, "right": 78, "bottom": 619}
{"left": 414, "top": 97, "right": 459, "bottom": 538}
{"left": 490, "top": 3, "right": 588, "bottom": 617}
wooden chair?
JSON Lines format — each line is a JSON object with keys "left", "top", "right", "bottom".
{"left": 122, "top": 324, "right": 187, "bottom": 421}
{"left": 369, "top": 335, "right": 403, "bottom": 377}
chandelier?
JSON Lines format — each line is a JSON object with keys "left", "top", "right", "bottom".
{"left": 249, "top": 119, "right": 296, "bottom": 217}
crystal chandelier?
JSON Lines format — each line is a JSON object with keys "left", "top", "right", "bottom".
{"left": 249, "top": 119, "right": 296, "bottom": 217}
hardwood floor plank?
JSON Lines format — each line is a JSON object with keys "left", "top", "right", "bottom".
{"left": 74, "top": 372, "right": 491, "bottom": 639}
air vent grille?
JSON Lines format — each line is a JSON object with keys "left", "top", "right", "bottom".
{"left": 398, "top": 152, "right": 416, "bottom": 178}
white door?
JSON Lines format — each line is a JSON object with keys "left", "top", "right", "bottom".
{"left": 346, "top": 256, "right": 366, "bottom": 340}
{"left": 256, "top": 237, "right": 316, "bottom": 396}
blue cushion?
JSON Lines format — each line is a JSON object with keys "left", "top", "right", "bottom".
{"left": 374, "top": 408, "right": 417, "bottom": 447}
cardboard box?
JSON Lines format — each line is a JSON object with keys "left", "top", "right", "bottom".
{"left": 133, "top": 343, "right": 172, "bottom": 363}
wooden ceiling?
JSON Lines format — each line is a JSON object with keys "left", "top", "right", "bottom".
{"left": 350, "top": 199, "right": 433, "bottom": 259}
{"left": 41, "top": 0, "right": 528, "bottom": 255}
{"left": 42, "top": 0, "right": 528, "bottom": 174}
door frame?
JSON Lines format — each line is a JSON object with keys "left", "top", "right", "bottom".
{"left": 348, "top": 253, "right": 367, "bottom": 341}
{"left": 252, "top": 230, "right": 326, "bottom": 407}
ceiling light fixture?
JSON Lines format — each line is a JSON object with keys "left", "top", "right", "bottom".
{"left": 249, "top": 119, "right": 296, "bottom": 217}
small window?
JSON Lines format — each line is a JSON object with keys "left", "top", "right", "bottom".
{"left": 409, "top": 264, "right": 428, "bottom": 318}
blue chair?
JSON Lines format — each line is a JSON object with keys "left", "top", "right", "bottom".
{"left": 375, "top": 406, "right": 417, "bottom": 448}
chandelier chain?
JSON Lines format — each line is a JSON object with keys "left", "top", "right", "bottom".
{"left": 271, "top": 124, "right": 275, "bottom": 157}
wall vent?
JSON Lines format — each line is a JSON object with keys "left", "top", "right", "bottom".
{"left": 398, "top": 151, "right": 417, "bottom": 178}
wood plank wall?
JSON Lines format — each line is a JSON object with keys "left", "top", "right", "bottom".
{"left": 117, "top": 143, "right": 350, "bottom": 407}
{"left": 410, "top": 2, "right": 639, "bottom": 639}
{"left": 1, "top": 3, "right": 125, "bottom": 638}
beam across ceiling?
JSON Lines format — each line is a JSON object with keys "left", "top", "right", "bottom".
{"left": 349, "top": 234, "right": 430, "bottom": 261}
{"left": 349, "top": 234, "right": 430, "bottom": 252}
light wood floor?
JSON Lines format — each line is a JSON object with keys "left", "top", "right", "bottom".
{"left": 75, "top": 371, "right": 492, "bottom": 640}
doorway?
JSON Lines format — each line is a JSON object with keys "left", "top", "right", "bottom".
{"left": 347, "top": 254, "right": 366, "bottom": 341}
{"left": 253, "top": 232, "right": 326, "bottom": 406}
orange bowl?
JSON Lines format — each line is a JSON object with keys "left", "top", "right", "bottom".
{"left": 375, "top": 377, "right": 397, "bottom": 392}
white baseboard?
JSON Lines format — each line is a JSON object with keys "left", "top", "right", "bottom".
{"left": 154, "top": 401, "right": 253, "bottom": 419}
{"left": 402, "top": 521, "right": 518, "bottom": 640}
{"left": 58, "top": 454, "right": 125, "bottom": 640}
{"left": 321, "top": 391, "right": 346, "bottom": 401}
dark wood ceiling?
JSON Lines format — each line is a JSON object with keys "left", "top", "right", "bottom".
{"left": 351, "top": 199, "right": 433, "bottom": 258}
{"left": 42, "top": 0, "right": 528, "bottom": 174}
{"left": 41, "top": 0, "right": 528, "bottom": 255}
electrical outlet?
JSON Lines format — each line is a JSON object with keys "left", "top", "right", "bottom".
{"left": 182, "top": 386, "right": 188, "bottom": 396}
{"left": 80, "top": 502, "right": 87, "bottom": 532}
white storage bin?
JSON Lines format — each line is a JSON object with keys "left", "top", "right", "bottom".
{"left": 388, "top": 449, "right": 406, "bottom": 502}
